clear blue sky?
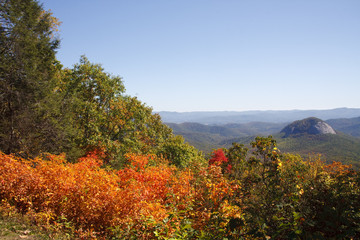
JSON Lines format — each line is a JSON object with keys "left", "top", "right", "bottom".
{"left": 42, "top": 0, "right": 360, "bottom": 112}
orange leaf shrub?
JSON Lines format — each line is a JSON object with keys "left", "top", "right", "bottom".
{"left": 0, "top": 151, "right": 194, "bottom": 238}
{"left": 189, "top": 164, "right": 243, "bottom": 237}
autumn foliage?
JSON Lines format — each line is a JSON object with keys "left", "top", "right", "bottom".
{"left": 1, "top": 136, "right": 360, "bottom": 239}
{"left": 1, "top": 1, "right": 359, "bottom": 238}
{"left": 209, "top": 148, "right": 232, "bottom": 173}
{"left": 0, "top": 150, "right": 236, "bottom": 238}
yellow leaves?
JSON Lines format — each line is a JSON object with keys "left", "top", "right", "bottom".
{"left": 323, "top": 161, "right": 353, "bottom": 177}
{"left": 39, "top": 9, "right": 61, "bottom": 39}
{"left": 296, "top": 184, "right": 304, "bottom": 195}
{"left": 220, "top": 200, "right": 242, "bottom": 220}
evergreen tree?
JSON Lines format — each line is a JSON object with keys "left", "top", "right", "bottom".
{"left": 0, "top": 0, "right": 62, "bottom": 157}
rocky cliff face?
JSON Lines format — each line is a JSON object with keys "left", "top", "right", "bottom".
{"left": 281, "top": 117, "right": 336, "bottom": 137}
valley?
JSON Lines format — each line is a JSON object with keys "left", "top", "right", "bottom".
{"left": 165, "top": 114, "right": 360, "bottom": 168}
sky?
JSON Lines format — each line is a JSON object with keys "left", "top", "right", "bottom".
{"left": 41, "top": 0, "right": 360, "bottom": 112}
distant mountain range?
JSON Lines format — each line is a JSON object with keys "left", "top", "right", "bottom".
{"left": 159, "top": 108, "right": 360, "bottom": 124}
{"left": 164, "top": 115, "right": 360, "bottom": 168}
{"left": 165, "top": 116, "right": 360, "bottom": 150}
{"left": 166, "top": 121, "right": 287, "bottom": 153}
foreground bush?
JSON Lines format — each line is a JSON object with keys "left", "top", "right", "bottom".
{"left": 0, "top": 151, "right": 190, "bottom": 238}
{"left": 225, "top": 137, "right": 360, "bottom": 239}
{"left": 0, "top": 151, "right": 240, "bottom": 239}
{"left": 1, "top": 137, "right": 359, "bottom": 239}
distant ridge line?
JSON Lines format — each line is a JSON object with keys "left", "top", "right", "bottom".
{"left": 158, "top": 108, "right": 360, "bottom": 124}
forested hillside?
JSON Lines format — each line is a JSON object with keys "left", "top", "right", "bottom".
{"left": 274, "top": 118, "right": 360, "bottom": 168}
{"left": 167, "top": 119, "right": 360, "bottom": 168}
{"left": 1, "top": 1, "right": 359, "bottom": 239}
{"left": 275, "top": 132, "right": 360, "bottom": 169}
{"left": 166, "top": 122, "right": 286, "bottom": 153}
{"left": 327, "top": 117, "right": 360, "bottom": 137}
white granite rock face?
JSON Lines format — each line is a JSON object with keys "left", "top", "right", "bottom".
{"left": 312, "top": 121, "right": 336, "bottom": 135}
{"left": 281, "top": 117, "right": 337, "bottom": 137}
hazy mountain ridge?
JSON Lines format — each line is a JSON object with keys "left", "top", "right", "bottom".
{"left": 159, "top": 108, "right": 360, "bottom": 124}
{"left": 326, "top": 117, "right": 360, "bottom": 137}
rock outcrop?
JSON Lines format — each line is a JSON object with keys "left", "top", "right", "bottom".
{"left": 281, "top": 117, "right": 336, "bottom": 137}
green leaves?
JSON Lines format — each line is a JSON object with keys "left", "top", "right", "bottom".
{"left": 156, "top": 135, "right": 205, "bottom": 169}
{"left": 61, "top": 56, "right": 200, "bottom": 168}
{"left": 0, "top": 0, "right": 63, "bottom": 157}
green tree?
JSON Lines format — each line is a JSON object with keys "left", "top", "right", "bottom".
{"left": 0, "top": 0, "right": 63, "bottom": 157}
{"left": 156, "top": 135, "right": 205, "bottom": 169}
{"left": 61, "top": 56, "right": 125, "bottom": 152}
{"left": 62, "top": 56, "right": 202, "bottom": 168}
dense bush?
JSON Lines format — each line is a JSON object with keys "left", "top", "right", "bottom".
{"left": 1, "top": 137, "right": 359, "bottom": 239}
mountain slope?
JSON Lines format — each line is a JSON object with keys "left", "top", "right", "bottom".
{"left": 326, "top": 117, "right": 360, "bottom": 137}
{"left": 275, "top": 132, "right": 360, "bottom": 168}
{"left": 275, "top": 117, "right": 360, "bottom": 168}
{"left": 166, "top": 122, "right": 286, "bottom": 152}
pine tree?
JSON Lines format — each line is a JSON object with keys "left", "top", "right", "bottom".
{"left": 0, "top": 0, "right": 62, "bottom": 157}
